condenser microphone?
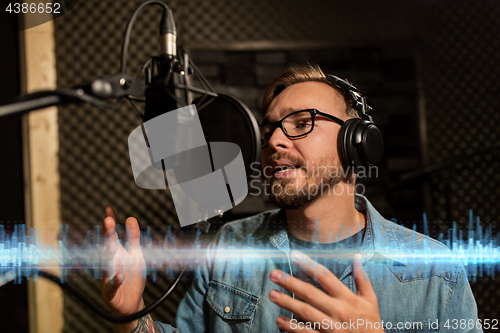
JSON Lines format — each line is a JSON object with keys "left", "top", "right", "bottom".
{"left": 143, "top": 7, "right": 180, "bottom": 122}
{"left": 160, "top": 8, "right": 176, "bottom": 59}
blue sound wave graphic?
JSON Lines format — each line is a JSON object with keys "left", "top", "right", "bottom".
{"left": 0, "top": 211, "right": 499, "bottom": 285}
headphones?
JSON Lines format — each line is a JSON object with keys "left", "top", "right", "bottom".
{"left": 326, "top": 74, "right": 384, "bottom": 173}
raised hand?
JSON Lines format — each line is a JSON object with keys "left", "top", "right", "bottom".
{"left": 100, "top": 207, "right": 148, "bottom": 332}
{"left": 269, "top": 252, "right": 384, "bottom": 333}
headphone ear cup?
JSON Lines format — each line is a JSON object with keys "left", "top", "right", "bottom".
{"left": 338, "top": 118, "right": 363, "bottom": 171}
{"left": 359, "top": 122, "right": 384, "bottom": 167}
{"left": 338, "top": 119, "right": 384, "bottom": 172}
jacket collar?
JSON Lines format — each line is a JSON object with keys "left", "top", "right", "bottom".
{"left": 257, "top": 194, "right": 408, "bottom": 268}
{"left": 356, "top": 194, "right": 408, "bottom": 267}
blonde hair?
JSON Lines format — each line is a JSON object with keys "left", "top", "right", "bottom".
{"left": 261, "top": 64, "right": 359, "bottom": 119}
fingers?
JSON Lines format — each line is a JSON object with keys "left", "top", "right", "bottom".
{"left": 106, "top": 218, "right": 143, "bottom": 280}
{"left": 125, "top": 217, "right": 141, "bottom": 249}
{"left": 103, "top": 204, "right": 143, "bottom": 248}
{"left": 99, "top": 228, "right": 123, "bottom": 281}
{"left": 103, "top": 216, "right": 118, "bottom": 238}
{"left": 101, "top": 208, "right": 121, "bottom": 288}
{"left": 105, "top": 206, "right": 117, "bottom": 220}
{"left": 125, "top": 217, "right": 146, "bottom": 274}
{"left": 290, "top": 250, "right": 352, "bottom": 299}
{"left": 269, "top": 289, "right": 329, "bottom": 328}
{"left": 103, "top": 207, "right": 118, "bottom": 245}
{"left": 276, "top": 316, "right": 321, "bottom": 333}
{"left": 103, "top": 211, "right": 141, "bottom": 251}
{"left": 270, "top": 270, "right": 338, "bottom": 315}
{"left": 100, "top": 208, "right": 146, "bottom": 315}
{"left": 352, "top": 254, "right": 376, "bottom": 301}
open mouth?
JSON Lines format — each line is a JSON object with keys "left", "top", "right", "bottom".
{"left": 274, "top": 165, "right": 301, "bottom": 177}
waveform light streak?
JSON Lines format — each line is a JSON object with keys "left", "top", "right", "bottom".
{"left": 0, "top": 211, "right": 499, "bottom": 283}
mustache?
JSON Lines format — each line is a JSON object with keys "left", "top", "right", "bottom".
{"left": 267, "top": 152, "right": 305, "bottom": 167}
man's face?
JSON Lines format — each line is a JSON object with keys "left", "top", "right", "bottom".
{"left": 260, "top": 81, "right": 348, "bottom": 209}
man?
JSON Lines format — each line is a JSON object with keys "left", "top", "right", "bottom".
{"left": 101, "top": 65, "right": 481, "bottom": 332}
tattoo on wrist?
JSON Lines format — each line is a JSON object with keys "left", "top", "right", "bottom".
{"left": 131, "top": 314, "right": 160, "bottom": 333}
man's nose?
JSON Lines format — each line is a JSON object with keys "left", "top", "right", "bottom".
{"left": 268, "top": 127, "right": 291, "bottom": 152}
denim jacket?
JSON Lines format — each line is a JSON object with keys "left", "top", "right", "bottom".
{"left": 156, "top": 195, "right": 481, "bottom": 333}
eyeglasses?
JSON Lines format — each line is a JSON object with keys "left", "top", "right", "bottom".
{"left": 259, "top": 109, "right": 344, "bottom": 148}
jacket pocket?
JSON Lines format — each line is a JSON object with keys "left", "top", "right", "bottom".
{"left": 206, "top": 280, "right": 259, "bottom": 320}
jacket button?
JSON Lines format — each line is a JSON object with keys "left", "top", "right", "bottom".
{"left": 224, "top": 306, "right": 231, "bottom": 313}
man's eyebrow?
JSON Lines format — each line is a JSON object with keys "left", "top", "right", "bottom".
{"left": 261, "top": 107, "right": 305, "bottom": 124}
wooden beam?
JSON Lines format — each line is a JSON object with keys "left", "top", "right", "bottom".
{"left": 20, "top": 14, "right": 63, "bottom": 333}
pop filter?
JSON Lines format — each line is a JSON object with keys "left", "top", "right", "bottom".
{"left": 194, "top": 93, "right": 261, "bottom": 181}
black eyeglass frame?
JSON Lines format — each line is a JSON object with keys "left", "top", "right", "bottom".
{"left": 259, "top": 109, "right": 345, "bottom": 148}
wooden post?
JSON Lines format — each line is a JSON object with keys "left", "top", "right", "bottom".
{"left": 20, "top": 13, "right": 64, "bottom": 333}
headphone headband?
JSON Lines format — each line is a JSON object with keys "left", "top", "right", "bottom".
{"left": 325, "top": 74, "right": 384, "bottom": 172}
{"left": 326, "top": 74, "right": 374, "bottom": 122}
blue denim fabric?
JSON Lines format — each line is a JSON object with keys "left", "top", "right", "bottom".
{"left": 156, "top": 195, "right": 481, "bottom": 333}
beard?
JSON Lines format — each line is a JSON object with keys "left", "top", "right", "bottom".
{"left": 264, "top": 153, "right": 347, "bottom": 209}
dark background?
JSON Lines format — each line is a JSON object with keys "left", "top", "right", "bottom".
{"left": 0, "top": 7, "right": 29, "bottom": 333}
{"left": 0, "top": 0, "right": 498, "bottom": 331}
